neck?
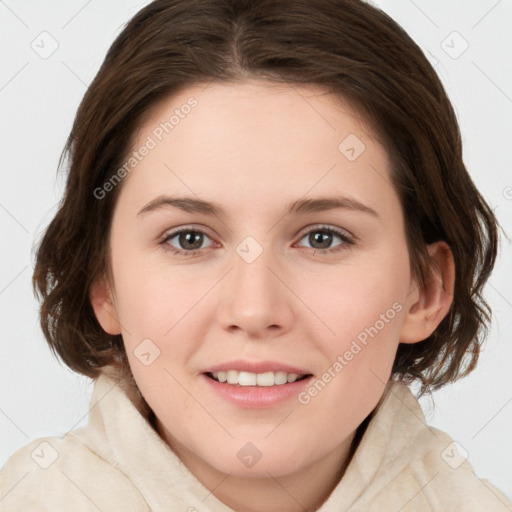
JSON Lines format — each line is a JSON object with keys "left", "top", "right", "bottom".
{"left": 155, "top": 418, "right": 369, "bottom": 512}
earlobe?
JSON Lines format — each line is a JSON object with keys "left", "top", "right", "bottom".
{"left": 399, "top": 241, "right": 455, "bottom": 344}
{"left": 89, "top": 275, "right": 122, "bottom": 335}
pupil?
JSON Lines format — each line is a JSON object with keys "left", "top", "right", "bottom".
{"left": 181, "top": 232, "right": 202, "bottom": 250}
{"left": 311, "top": 231, "right": 332, "bottom": 249}
{"left": 178, "top": 231, "right": 332, "bottom": 251}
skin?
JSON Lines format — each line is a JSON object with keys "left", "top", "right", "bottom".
{"left": 91, "top": 80, "right": 455, "bottom": 512}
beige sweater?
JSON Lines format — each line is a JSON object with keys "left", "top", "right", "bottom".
{"left": 1, "top": 372, "right": 510, "bottom": 511}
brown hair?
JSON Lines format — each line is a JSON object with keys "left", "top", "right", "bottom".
{"left": 33, "top": 0, "right": 498, "bottom": 395}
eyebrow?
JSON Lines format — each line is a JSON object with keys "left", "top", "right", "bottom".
{"left": 137, "top": 194, "right": 379, "bottom": 218}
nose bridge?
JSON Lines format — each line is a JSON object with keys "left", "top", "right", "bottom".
{"left": 232, "top": 235, "right": 279, "bottom": 303}
{"left": 217, "top": 234, "right": 293, "bottom": 335}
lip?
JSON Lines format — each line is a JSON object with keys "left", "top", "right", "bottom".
{"left": 201, "top": 359, "right": 312, "bottom": 375}
{"left": 201, "top": 373, "right": 314, "bottom": 409}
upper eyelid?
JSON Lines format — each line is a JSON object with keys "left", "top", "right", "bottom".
{"left": 161, "top": 224, "right": 355, "bottom": 246}
{"left": 160, "top": 224, "right": 215, "bottom": 242}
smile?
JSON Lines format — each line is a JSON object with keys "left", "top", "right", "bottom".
{"left": 206, "top": 370, "right": 311, "bottom": 387}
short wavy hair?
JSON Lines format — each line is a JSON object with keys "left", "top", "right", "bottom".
{"left": 33, "top": 0, "right": 498, "bottom": 396}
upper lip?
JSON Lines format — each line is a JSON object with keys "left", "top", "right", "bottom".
{"left": 202, "top": 359, "right": 313, "bottom": 375}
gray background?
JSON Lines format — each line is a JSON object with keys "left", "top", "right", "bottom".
{"left": 1, "top": 0, "right": 511, "bottom": 500}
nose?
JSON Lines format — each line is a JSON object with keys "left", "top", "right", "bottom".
{"left": 216, "top": 243, "right": 295, "bottom": 339}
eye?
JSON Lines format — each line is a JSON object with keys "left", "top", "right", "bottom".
{"left": 295, "top": 225, "right": 355, "bottom": 254}
{"left": 160, "top": 224, "right": 355, "bottom": 257}
{"left": 161, "top": 227, "right": 214, "bottom": 256}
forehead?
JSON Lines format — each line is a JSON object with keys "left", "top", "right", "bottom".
{"left": 138, "top": 79, "right": 375, "bottom": 150}
{"left": 119, "top": 80, "right": 398, "bottom": 222}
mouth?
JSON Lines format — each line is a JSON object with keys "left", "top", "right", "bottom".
{"left": 201, "top": 361, "right": 315, "bottom": 408}
{"left": 205, "top": 370, "right": 313, "bottom": 387}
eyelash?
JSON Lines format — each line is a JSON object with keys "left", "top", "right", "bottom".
{"left": 159, "top": 225, "right": 355, "bottom": 258}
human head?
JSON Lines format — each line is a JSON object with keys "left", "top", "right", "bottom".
{"left": 33, "top": 0, "right": 497, "bottom": 401}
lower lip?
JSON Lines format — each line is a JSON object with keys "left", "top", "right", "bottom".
{"left": 201, "top": 374, "right": 314, "bottom": 409}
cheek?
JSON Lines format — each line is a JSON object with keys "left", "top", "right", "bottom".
{"left": 109, "top": 251, "right": 210, "bottom": 389}
{"left": 313, "top": 250, "right": 409, "bottom": 343}
{"left": 304, "top": 249, "right": 410, "bottom": 411}
{"left": 297, "top": 263, "right": 407, "bottom": 440}
{"left": 109, "top": 247, "right": 197, "bottom": 336}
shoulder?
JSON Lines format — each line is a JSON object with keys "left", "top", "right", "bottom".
{"left": 0, "top": 434, "right": 150, "bottom": 511}
{"left": 357, "top": 382, "right": 512, "bottom": 511}
{"left": 381, "top": 451, "right": 512, "bottom": 511}
{"left": 418, "top": 432, "right": 512, "bottom": 510}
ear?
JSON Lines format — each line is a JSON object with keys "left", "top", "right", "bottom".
{"left": 399, "top": 241, "right": 455, "bottom": 344}
{"left": 89, "top": 274, "right": 122, "bottom": 335}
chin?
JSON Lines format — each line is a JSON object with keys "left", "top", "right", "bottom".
{"left": 212, "top": 455, "right": 303, "bottom": 478}
{"left": 200, "top": 438, "right": 317, "bottom": 478}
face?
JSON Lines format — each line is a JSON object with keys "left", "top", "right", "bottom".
{"left": 96, "top": 80, "right": 420, "bottom": 480}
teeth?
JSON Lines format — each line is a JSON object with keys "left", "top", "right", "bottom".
{"left": 210, "top": 370, "right": 308, "bottom": 386}
{"left": 239, "top": 371, "right": 257, "bottom": 386}
{"left": 287, "top": 373, "right": 298, "bottom": 383}
{"left": 226, "top": 370, "right": 238, "bottom": 384}
{"left": 257, "top": 371, "right": 275, "bottom": 386}
{"left": 274, "top": 371, "right": 288, "bottom": 385}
